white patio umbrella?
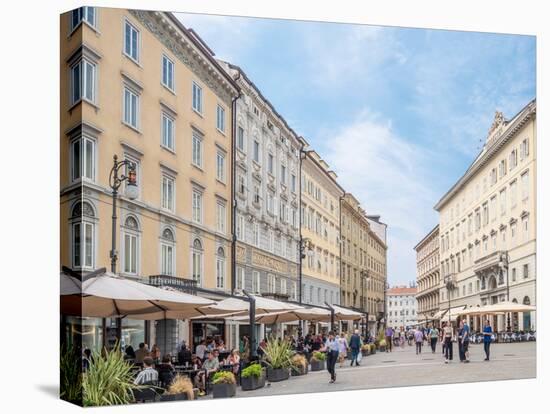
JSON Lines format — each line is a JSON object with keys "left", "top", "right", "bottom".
{"left": 330, "top": 304, "right": 363, "bottom": 321}
{"left": 199, "top": 294, "right": 303, "bottom": 317}
{"left": 459, "top": 301, "right": 536, "bottom": 316}
{"left": 60, "top": 269, "right": 223, "bottom": 319}
{"left": 232, "top": 307, "right": 332, "bottom": 324}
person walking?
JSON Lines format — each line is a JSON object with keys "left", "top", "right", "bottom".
{"left": 461, "top": 318, "right": 471, "bottom": 363}
{"left": 482, "top": 319, "right": 493, "bottom": 361}
{"left": 337, "top": 332, "right": 348, "bottom": 368}
{"left": 457, "top": 320, "right": 465, "bottom": 362}
{"left": 429, "top": 324, "right": 439, "bottom": 354}
{"left": 442, "top": 321, "right": 453, "bottom": 363}
{"left": 321, "top": 331, "right": 340, "bottom": 383}
{"left": 414, "top": 327, "right": 424, "bottom": 355}
{"left": 385, "top": 326, "right": 394, "bottom": 353}
{"left": 349, "top": 329, "right": 362, "bottom": 366}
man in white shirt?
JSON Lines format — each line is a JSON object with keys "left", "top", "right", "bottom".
{"left": 195, "top": 340, "right": 207, "bottom": 361}
{"left": 322, "top": 331, "right": 340, "bottom": 383}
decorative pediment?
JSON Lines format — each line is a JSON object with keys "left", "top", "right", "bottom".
{"left": 509, "top": 217, "right": 517, "bottom": 225}
{"left": 520, "top": 210, "right": 530, "bottom": 219}
{"left": 490, "top": 229, "right": 497, "bottom": 236}
{"left": 499, "top": 223, "right": 507, "bottom": 231}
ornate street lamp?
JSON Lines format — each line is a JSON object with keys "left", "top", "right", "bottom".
{"left": 499, "top": 251, "right": 510, "bottom": 331}
{"left": 108, "top": 154, "right": 138, "bottom": 273}
{"left": 444, "top": 274, "right": 456, "bottom": 324}
{"left": 298, "top": 237, "right": 313, "bottom": 304}
{"left": 360, "top": 270, "right": 370, "bottom": 337}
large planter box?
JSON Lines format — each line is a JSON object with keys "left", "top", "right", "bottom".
{"left": 310, "top": 360, "right": 326, "bottom": 372}
{"left": 160, "top": 392, "right": 190, "bottom": 402}
{"left": 379, "top": 346, "right": 386, "bottom": 352}
{"left": 212, "top": 383, "right": 236, "bottom": 399}
{"left": 241, "top": 373, "right": 266, "bottom": 391}
{"left": 291, "top": 364, "right": 308, "bottom": 376}
{"left": 267, "top": 367, "right": 290, "bottom": 382}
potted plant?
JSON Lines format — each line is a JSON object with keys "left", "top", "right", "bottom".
{"left": 60, "top": 344, "right": 83, "bottom": 405}
{"left": 211, "top": 371, "right": 237, "bottom": 398}
{"left": 240, "top": 363, "right": 266, "bottom": 391}
{"left": 160, "top": 375, "right": 195, "bottom": 401}
{"left": 378, "top": 339, "right": 387, "bottom": 352}
{"left": 370, "top": 343, "right": 377, "bottom": 354}
{"left": 310, "top": 351, "right": 326, "bottom": 371}
{"left": 82, "top": 345, "right": 140, "bottom": 406}
{"left": 291, "top": 354, "right": 308, "bottom": 376}
{"left": 264, "top": 339, "right": 293, "bottom": 382}
{"left": 361, "top": 344, "right": 370, "bottom": 356}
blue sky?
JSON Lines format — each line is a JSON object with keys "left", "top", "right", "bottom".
{"left": 175, "top": 13, "right": 536, "bottom": 287}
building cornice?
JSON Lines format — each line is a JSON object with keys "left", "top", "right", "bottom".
{"left": 434, "top": 99, "right": 536, "bottom": 211}
{"left": 414, "top": 224, "right": 440, "bottom": 251}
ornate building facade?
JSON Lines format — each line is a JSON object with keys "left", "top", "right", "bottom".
{"left": 387, "top": 286, "right": 418, "bottom": 329}
{"left": 60, "top": 8, "right": 239, "bottom": 353}
{"left": 435, "top": 100, "right": 536, "bottom": 331}
{"left": 414, "top": 225, "right": 440, "bottom": 322}
{"left": 365, "top": 215, "right": 388, "bottom": 332}
{"left": 301, "top": 150, "right": 344, "bottom": 306}
{"left": 219, "top": 61, "right": 301, "bottom": 302}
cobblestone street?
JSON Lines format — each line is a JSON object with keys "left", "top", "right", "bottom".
{"left": 234, "top": 342, "right": 536, "bottom": 398}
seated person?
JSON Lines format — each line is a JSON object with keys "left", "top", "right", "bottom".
{"left": 134, "top": 357, "right": 158, "bottom": 385}
{"left": 178, "top": 343, "right": 193, "bottom": 366}
{"left": 194, "top": 351, "right": 220, "bottom": 396}
{"left": 191, "top": 354, "right": 202, "bottom": 369}
{"left": 225, "top": 348, "right": 240, "bottom": 375}
{"left": 157, "top": 354, "right": 176, "bottom": 388}
{"left": 135, "top": 342, "right": 150, "bottom": 364}
{"left": 124, "top": 345, "right": 136, "bottom": 361}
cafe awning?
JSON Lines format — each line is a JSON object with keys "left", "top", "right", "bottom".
{"left": 459, "top": 301, "right": 536, "bottom": 316}
{"left": 330, "top": 304, "right": 363, "bottom": 321}
{"left": 199, "top": 294, "right": 303, "bottom": 318}
{"left": 60, "top": 268, "right": 223, "bottom": 320}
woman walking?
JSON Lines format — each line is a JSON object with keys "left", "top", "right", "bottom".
{"left": 337, "top": 332, "right": 348, "bottom": 368}
{"left": 322, "top": 331, "right": 340, "bottom": 383}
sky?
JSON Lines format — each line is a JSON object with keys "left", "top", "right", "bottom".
{"left": 175, "top": 12, "right": 536, "bottom": 287}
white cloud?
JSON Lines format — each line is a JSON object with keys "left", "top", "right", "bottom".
{"left": 320, "top": 109, "right": 439, "bottom": 286}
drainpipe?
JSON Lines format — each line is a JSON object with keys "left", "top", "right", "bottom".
{"left": 231, "top": 72, "right": 241, "bottom": 296}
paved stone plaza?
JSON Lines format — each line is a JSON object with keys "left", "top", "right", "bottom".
{"left": 234, "top": 342, "right": 536, "bottom": 398}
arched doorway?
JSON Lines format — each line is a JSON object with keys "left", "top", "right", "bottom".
{"left": 522, "top": 297, "right": 531, "bottom": 330}
{"left": 512, "top": 298, "right": 519, "bottom": 331}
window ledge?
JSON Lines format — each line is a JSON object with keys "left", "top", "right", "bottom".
{"left": 192, "top": 108, "right": 204, "bottom": 118}
{"left": 122, "top": 121, "right": 142, "bottom": 135}
{"left": 191, "top": 164, "right": 204, "bottom": 173}
{"left": 68, "top": 98, "right": 100, "bottom": 113}
{"left": 216, "top": 128, "right": 226, "bottom": 137}
{"left": 160, "top": 145, "right": 176, "bottom": 155}
{"left": 161, "top": 83, "right": 176, "bottom": 96}
{"left": 215, "top": 178, "right": 227, "bottom": 186}
{"left": 123, "top": 52, "right": 142, "bottom": 68}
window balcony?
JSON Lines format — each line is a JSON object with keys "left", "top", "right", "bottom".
{"left": 148, "top": 274, "right": 197, "bottom": 295}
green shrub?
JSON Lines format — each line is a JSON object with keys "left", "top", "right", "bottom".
{"left": 60, "top": 343, "right": 82, "bottom": 405}
{"left": 379, "top": 339, "right": 387, "bottom": 347}
{"left": 82, "top": 345, "right": 137, "bottom": 407}
{"left": 311, "top": 351, "right": 326, "bottom": 362}
{"left": 263, "top": 339, "right": 294, "bottom": 369}
{"left": 212, "top": 371, "right": 236, "bottom": 385}
{"left": 241, "top": 363, "right": 263, "bottom": 378}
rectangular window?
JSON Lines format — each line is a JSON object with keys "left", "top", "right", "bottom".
{"left": 216, "top": 151, "right": 225, "bottom": 182}
{"left": 500, "top": 189, "right": 507, "bottom": 215}
{"left": 71, "top": 136, "right": 95, "bottom": 182}
{"left": 523, "top": 264, "right": 529, "bottom": 279}
{"left": 237, "top": 126, "right": 245, "bottom": 152}
{"left": 192, "top": 190, "right": 203, "bottom": 223}
{"left": 192, "top": 82, "right": 203, "bottom": 114}
{"left": 73, "top": 222, "right": 94, "bottom": 269}
{"left": 216, "top": 257, "right": 225, "bottom": 289}
{"left": 268, "top": 153, "right": 274, "bottom": 174}
{"left": 123, "top": 87, "right": 139, "bottom": 129}
{"left": 280, "top": 164, "right": 287, "bottom": 184}
{"left": 192, "top": 131, "right": 203, "bottom": 168}
{"left": 161, "top": 243, "right": 174, "bottom": 275}
{"left": 192, "top": 250, "right": 202, "bottom": 285}
{"left": 252, "top": 271, "right": 261, "bottom": 294}
{"left": 123, "top": 232, "right": 138, "bottom": 274}
{"left": 291, "top": 174, "right": 296, "bottom": 193}
{"left": 161, "top": 175, "right": 175, "bottom": 212}
{"left": 521, "top": 171, "right": 529, "bottom": 200}
{"left": 124, "top": 20, "right": 139, "bottom": 62}
{"left": 253, "top": 141, "right": 260, "bottom": 163}
{"left": 523, "top": 217, "right": 529, "bottom": 241}
{"left": 512, "top": 267, "right": 516, "bottom": 282}
{"left": 510, "top": 180, "right": 517, "bottom": 208}
{"left": 216, "top": 202, "right": 226, "bottom": 233}
{"left": 70, "top": 58, "right": 96, "bottom": 105}
{"left": 161, "top": 112, "right": 175, "bottom": 150}
{"left": 509, "top": 149, "right": 518, "bottom": 170}
{"left": 70, "top": 6, "right": 96, "bottom": 31}
{"left": 236, "top": 267, "right": 245, "bottom": 290}
{"left": 162, "top": 54, "right": 174, "bottom": 91}
{"left": 216, "top": 104, "right": 225, "bottom": 132}
{"left": 520, "top": 138, "right": 530, "bottom": 160}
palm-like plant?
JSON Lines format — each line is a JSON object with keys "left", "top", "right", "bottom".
{"left": 82, "top": 345, "right": 138, "bottom": 406}
{"left": 60, "top": 343, "right": 82, "bottom": 405}
{"left": 263, "top": 338, "right": 294, "bottom": 370}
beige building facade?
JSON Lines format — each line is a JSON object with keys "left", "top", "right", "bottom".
{"left": 365, "top": 216, "right": 388, "bottom": 331}
{"left": 435, "top": 100, "right": 536, "bottom": 331}
{"left": 60, "top": 7, "right": 239, "bottom": 352}
{"left": 414, "top": 225, "right": 440, "bottom": 321}
{"left": 300, "top": 150, "right": 344, "bottom": 307}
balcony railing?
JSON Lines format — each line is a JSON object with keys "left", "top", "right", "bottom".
{"left": 148, "top": 274, "right": 197, "bottom": 295}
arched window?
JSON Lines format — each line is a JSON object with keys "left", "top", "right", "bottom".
{"left": 216, "top": 247, "right": 225, "bottom": 289}
{"left": 71, "top": 201, "right": 96, "bottom": 269}
{"left": 192, "top": 238, "right": 203, "bottom": 286}
{"left": 160, "top": 227, "right": 175, "bottom": 275}
{"left": 523, "top": 296, "right": 531, "bottom": 305}
{"left": 522, "top": 296, "right": 532, "bottom": 330}
{"left": 122, "top": 216, "right": 140, "bottom": 275}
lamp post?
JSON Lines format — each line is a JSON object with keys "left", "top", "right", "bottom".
{"left": 444, "top": 274, "right": 456, "bottom": 325}
{"left": 360, "top": 270, "right": 370, "bottom": 337}
{"left": 499, "top": 251, "right": 510, "bottom": 331}
{"left": 298, "top": 237, "right": 313, "bottom": 304}
{"left": 108, "top": 154, "right": 138, "bottom": 273}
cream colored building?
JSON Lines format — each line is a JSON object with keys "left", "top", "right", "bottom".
{"left": 60, "top": 7, "right": 239, "bottom": 352}
{"left": 434, "top": 100, "right": 536, "bottom": 331}
{"left": 300, "top": 150, "right": 344, "bottom": 307}
{"left": 365, "top": 215, "right": 388, "bottom": 332}
{"left": 414, "top": 225, "right": 440, "bottom": 322}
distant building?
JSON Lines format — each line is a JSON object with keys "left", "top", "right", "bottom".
{"left": 414, "top": 225, "right": 440, "bottom": 323}
{"left": 387, "top": 286, "right": 418, "bottom": 329}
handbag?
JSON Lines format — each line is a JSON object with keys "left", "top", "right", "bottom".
{"left": 356, "top": 351, "right": 362, "bottom": 362}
